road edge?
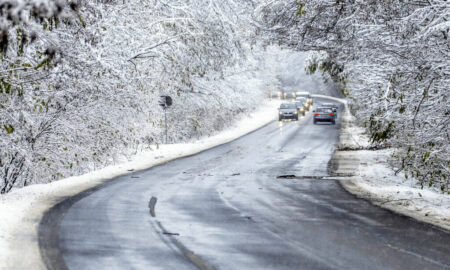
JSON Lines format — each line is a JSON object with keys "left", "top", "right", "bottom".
{"left": 0, "top": 101, "right": 279, "bottom": 270}
{"left": 330, "top": 101, "right": 450, "bottom": 232}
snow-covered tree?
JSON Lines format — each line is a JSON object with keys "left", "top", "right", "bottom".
{"left": 1, "top": 0, "right": 271, "bottom": 193}
{"left": 256, "top": 0, "right": 449, "bottom": 192}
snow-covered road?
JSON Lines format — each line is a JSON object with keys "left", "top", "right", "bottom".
{"left": 39, "top": 98, "right": 450, "bottom": 270}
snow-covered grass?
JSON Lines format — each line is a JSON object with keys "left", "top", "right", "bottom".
{"left": 0, "top": 100, "right": 280, "bottom": 270}
{"left": 336, "top": 106, "right": 450, "bottom": 231}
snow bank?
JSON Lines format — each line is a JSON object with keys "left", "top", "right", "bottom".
{"left": 0, "top": 100, "right": 280, "bottom": 270}
{"left": 333, "top": 105, "right": 450, "bottom": 231}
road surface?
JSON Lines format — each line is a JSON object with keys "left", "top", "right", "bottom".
{"left": 39, "top": 98, "right": 450, "bottom": 270}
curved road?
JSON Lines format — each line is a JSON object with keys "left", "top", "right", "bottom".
{"left": 39, "top": 98, "right": 450, "bottom": 270}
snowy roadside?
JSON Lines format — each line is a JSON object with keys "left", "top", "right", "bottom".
{"left": 331, "top": 103, "right": 450, "bottom": 231}
{"left": 0, "top": 100, "right": 280, "bottom": 270}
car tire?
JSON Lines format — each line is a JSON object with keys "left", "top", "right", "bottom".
{"left": 313, "top": 120, "right": 317, "bottom": 125}
{"left": 279, "top": 117, "right": 282, "bottom": 121}
{"left": 295, "top": 116, "right": 299, "bottom": 121}
{"left": 332, "top": 120, "right": 335, "bottom": 125}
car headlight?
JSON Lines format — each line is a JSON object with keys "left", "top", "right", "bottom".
{"left": 294, "top": 111, "right": 298, "bottom": 114}
{"left": 300, "top": 108, "right": 304, "bottom": 112}
{"left": 279, "top": 111, "right": 282, "bottom": 115}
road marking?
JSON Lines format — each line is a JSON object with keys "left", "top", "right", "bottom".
{"left": 385, "top": 244, "right": 450, "bottom": 268}
{"left": 185, "top": 251, "right": 216, "bottom": 270}
{"left": 155, "top": 221, "right": 216, "bottom": 270}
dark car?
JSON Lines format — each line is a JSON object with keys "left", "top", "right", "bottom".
{"left": 279, "top": 103, "right": 299, "bottom": 121}
{"left": 295, "top": 91, "right": 313, "bottom": 105}
{"left": 294, "top": 100, "right": 306, "bottom": 116}
{"left": 313, "top": 107, "right": 336, "bottom": 124}
{"left": 295, "top": 97, "right": 310, "bottom": 111}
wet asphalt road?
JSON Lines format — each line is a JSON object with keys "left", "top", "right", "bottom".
{"left": 39, "top": 98, "right": 450, "bottom": 270}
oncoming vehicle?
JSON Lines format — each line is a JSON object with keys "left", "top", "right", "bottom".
{"left": 278, "top": 103, "right": 299, "bottom": 121}
{"left": 313, "top": 107, "right": 336, "bottom": 125}
{"left": 269, "top": 90, "right": 282, "bottom": 100}
{"left": 282, "top": 90, "right": 296, "bottom": 100}
{"left": 294, "top": 100, "right": 306, "bottom": 116}
{"left": 295, "top": 91, "right": 313, "bottom": 105}
{"left": 295, "top": 97, "right": 310, "bottom": 111}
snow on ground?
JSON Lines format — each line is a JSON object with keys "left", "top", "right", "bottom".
{"left": 0, "top": 100, "right": 280, "bottom": 270}
{"left": 335, "top": 105, "right": 450, "bottom": 231}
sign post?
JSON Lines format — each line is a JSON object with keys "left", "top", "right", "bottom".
{"left": 159, "top": 96, "right": 172, "bottom": 144}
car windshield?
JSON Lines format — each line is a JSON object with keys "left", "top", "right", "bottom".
{"left": 280, "top": 103, "right": 296, "bottom": 109}
{"left": 316, "top": 108, "right": 332, "bottom": 113}
{"left": 321, "top": 103, "right": 334, "bottom": 107}
{"left": 296, "top": 97, "right": 306, "bottom": 102}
